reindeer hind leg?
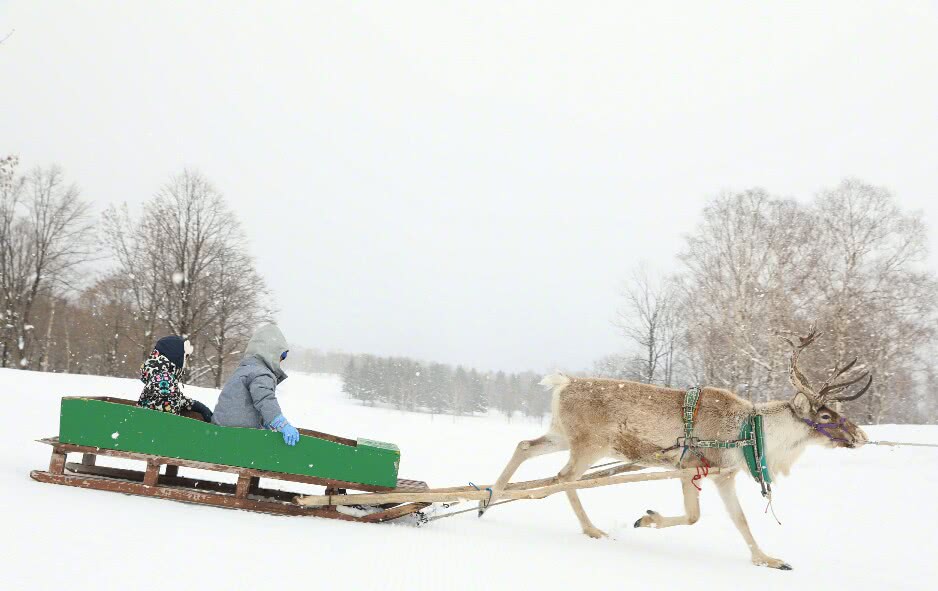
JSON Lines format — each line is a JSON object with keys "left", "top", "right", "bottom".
{"left": 558, "top": 446, "right": 607, "bottom": 539}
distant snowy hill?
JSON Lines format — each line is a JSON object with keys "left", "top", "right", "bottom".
{"left": 6, "top": 368, "right": 936, "bottom": 590}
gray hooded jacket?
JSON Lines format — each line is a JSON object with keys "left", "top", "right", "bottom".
{"left": 212, "top": 324, "right": 289, "bottom": 429}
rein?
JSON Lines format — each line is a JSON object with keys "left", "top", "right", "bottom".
{"left": 802, "top": 416, "right": 849, "bottom": 442}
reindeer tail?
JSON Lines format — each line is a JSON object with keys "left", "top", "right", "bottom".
{"left": 539, "top": 372, "right": 571, "bottom": 391}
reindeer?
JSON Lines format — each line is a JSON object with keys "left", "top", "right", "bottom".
{"left": 480, "top": 328, "right": 872, "bottom": 569}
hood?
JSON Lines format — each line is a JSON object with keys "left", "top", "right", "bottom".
{"left": 243, "top": 323, "right": 289, "bottom": 382}
{"left": 154, "top": 335, "right": 188, "bottom": 371}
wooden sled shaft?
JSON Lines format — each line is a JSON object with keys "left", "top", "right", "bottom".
{"left": 423, "top": 462, "right": 644, "bottom": 494}
{"left": 296, "top": 467, "right": 721, "bottom": 507}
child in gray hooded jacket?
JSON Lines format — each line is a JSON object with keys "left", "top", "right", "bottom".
{"left": 212, "top": 323, "right": 300, "bottom": 446}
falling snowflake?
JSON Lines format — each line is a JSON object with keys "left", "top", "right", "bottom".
{"left": 172, "top": 271, "right": 185, "bottom": 285}
{"left": 111, "top": 432, "right": 120, "bottom": 439}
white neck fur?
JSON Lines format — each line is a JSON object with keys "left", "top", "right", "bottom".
{"left": 753, "top": 401, "right": 817, "bottom": 478}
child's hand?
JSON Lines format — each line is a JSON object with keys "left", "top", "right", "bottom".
{"left": 269, "top": 415, "right": 300, "bottom": 446}
{"left": 281, "top": 422, "right": 299, "bottom": 446}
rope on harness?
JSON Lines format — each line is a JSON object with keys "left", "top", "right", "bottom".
{"left": 764, "top": 494, "right": 782, "bottom": 525}
{"left": 690, "top": 454, "right": 710, "bottom": 491}
{"left": 864, "top": 440, "right": 938, "bottom": 449}
{"left": 469, "top": 482, "right": 493, "bottom": 507}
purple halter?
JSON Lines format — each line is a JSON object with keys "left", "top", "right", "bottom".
{"left": 803, "top": 416, "right": 849, "bottom": 442}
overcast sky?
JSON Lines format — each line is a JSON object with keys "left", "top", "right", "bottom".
{"left": 2, "top": 1, "right": 937, "bottom": 372}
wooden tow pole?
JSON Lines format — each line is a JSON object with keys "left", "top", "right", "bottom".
{"left": 295, "top": 467, "right": 720, "bottom": 507}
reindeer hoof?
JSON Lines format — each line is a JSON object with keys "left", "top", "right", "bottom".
{"left": 754, "top": 557, "right": 793, "bottom": 570}
{"left": 583, "top": 526, "right": 607, "bottom": 539}
{"left": 634, "top": 510, "right": 659, "bottom": 528}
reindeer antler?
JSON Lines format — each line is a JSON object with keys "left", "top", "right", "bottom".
{"left": 776, "top": 324, "right": 874, "bottom": 407}
{"left": 821, "top": 372, "right": 873, "bottom": 403}
{"left": 776, "top": 325, "right": 822, "bottom": 407}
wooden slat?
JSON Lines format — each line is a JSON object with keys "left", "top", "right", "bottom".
{"left": 359, "top": 502, "right": 432, "bottom": 523}
{"left": 296, "top": 427, "right": 357, "bottom": 447}
{"left": 296, "top": 467, "right": 721, "bottom": 507}
{"left": 38, "top": 438, "right": 395, "bottom": 493}
{"left": 30, "top": 470, "right": 363, "bottom": 521}
{"left": 143, "top": 460, "right": 160, "bottom": 486}
{"left": 49, "top": 451, "right": 66, "bottom": 475}
{"left": 64, "top": 462, "right": 297, "bottom": 502}
{"left": 394, "top": 478, "right": 429, "bottom": 491}
{"left": 235, "top": 474, "right": 252, "bottom": 498}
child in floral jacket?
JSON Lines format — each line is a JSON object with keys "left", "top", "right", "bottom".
{"left": 137, "top": 335, "right": 212, "bottom": 422}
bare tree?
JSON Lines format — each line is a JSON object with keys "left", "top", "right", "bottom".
{"left": 0, "top": 164, "right": 92, "bottom": 368}
{"left": 810, "top": 179, "right": 937, "bottom": 422}
{"left": 102, "top": 169, "right": 271, "bottom": 385}
{"left": 669, "top": 182, "right": 937, "bottom": 421}
{"left": 201, "top": 245, "right": 273, "bottom": 386}
{"left": 615, "top": 267, "right": 681, "bottom": 386}
{"left": 678, "top": 189, "right": 821, "bottom": 401}
{"left": 148, "top": 170, "right": 237, "bottom": 341}
{"left": 102, "top": 204, "right": 167, "bottom": 361}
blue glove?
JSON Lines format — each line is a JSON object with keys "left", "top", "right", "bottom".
{"left": 268, "top": 414, "right": 300, "bottom": 446}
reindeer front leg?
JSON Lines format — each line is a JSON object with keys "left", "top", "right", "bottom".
{"left": 714, "top": 473, "right": 791, "bottom": 570}
{"left": 633, "top": 477, "right": 700, "bottom": 528}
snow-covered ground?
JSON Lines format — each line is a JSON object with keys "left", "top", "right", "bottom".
{"left": 5, "top": 368, "right": 937, "bottom": 590}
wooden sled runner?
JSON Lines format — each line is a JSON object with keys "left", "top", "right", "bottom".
{"left": 30, "top": 397, "right": 430, "bottom": 523}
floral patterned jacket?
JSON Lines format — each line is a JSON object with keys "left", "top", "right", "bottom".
{"left": 137, "top": 350, "right": 193, "bottom": 414}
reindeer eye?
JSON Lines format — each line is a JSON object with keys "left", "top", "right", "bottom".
{"left": 820, "top": 414, "right": 831, "bottom": 421}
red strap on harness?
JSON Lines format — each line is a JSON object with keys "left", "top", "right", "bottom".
{"left": 690, "top": 455, "right": 710, "bottom": 491}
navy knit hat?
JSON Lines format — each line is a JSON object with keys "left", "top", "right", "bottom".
{"left": 154, "top": 336, "right": 191, "bottom": 370}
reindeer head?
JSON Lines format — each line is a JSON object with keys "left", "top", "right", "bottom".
{"left": 778, "top": 327, "right": 872, "bottom": 449}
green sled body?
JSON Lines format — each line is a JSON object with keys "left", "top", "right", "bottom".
{"left": 57, "top": 397, "right": 400, "bottom": 488}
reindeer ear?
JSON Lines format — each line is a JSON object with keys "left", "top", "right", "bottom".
{"left": 791, "top": 391, "right": 813, "bottom": 417}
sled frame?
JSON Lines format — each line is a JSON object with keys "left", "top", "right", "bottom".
{"left": 30, "top": 437, "right": 429, "bottom": 523}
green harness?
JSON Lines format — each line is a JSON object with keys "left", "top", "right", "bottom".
{"left": 682, "top": 386, "right": 772, "bottom": 496}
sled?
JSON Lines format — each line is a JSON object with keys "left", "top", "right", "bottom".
{"left": 32, "top": 397, "right": 722, "bottom": 525}
{"left": 30, "top": 397, "right": 431, "bottom": 523}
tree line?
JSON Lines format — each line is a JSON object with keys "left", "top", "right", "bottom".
{"left": 291, "top": 348, "right": 551, "bottom": 420}
{"left": 0, "top": 155, "right": 271, "bottom": 385}
{"left": 599, "top": 180, "right": 938, "bottom": 424}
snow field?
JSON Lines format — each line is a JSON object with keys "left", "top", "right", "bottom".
{"left": 4, "top": 368, "right": 937, "bottom": 590}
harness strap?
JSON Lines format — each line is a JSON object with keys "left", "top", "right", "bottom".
{"left": 682, "top": 386, "right": 756, "bottom": 449}
{"left": 682, "top": 386, "right": 772, "bottom": 494}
